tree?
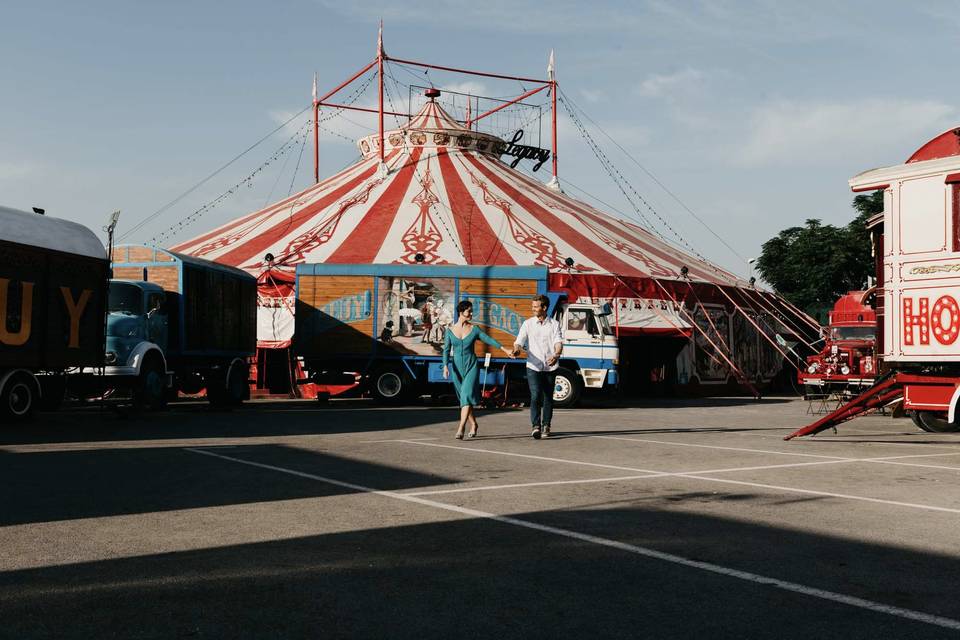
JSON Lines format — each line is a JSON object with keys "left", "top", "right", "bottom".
{"left": 755, "top": 190, "right": 883, "bottom": 319}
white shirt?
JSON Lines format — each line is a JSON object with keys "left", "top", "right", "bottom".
{"left": 515, "top": 316, "right": 563, "bottom": 372}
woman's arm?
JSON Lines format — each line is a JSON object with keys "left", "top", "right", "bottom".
{"left": 442, "top": 329, "right": 451, "bottom": 368}
{"left": 477, "top": 329, "right": 515, "bottom": 358}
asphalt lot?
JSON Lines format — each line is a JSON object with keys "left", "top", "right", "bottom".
{"left": 3, "top": 395, "right": 960, "bottom": 639}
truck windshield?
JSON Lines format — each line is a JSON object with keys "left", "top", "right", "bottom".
{"left": 108, "top": 283, "right": 143, "bottom": 315}
{"left": 831, "top": 326, "right": 875, "bottom": 341}
{"left": 597, "top": 314, "right": 615, "bottom": 336}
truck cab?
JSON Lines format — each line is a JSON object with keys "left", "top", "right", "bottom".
{"left": 799, "top": 291, "right": 876, "bottom": 394}
{"left": 105, "top": 281, "right": 168, "bottom": 370}
{"left": 104, "top": 280, "right": 171, "bottom": 408}
{"left": 551, "top": 298, "right": 619, "bottom": 406}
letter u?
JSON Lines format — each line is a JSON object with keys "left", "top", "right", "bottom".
{"left": 0, "top": 278, "right": 34, "bottom": 346}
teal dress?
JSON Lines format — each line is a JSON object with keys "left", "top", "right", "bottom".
{"left": 443, "top": 326, "right": 502, "bottom": 407}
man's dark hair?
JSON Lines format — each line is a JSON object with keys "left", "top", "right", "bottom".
{"left": 533, "top": 294, "right": 550, "bottom": 309}
{"left": 457, "top": 299, "right": 473, "bottom": 315}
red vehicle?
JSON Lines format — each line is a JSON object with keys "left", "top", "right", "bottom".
{"left": 799, "top": 291, "right": 876, "bottom": 395}
{"left": 789, "top": 127, "right": 960, "bottom": 438}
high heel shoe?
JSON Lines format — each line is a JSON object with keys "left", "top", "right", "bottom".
{"left": 468, "top": 425, "right": 478, "bottom": 438}
{"left": 455, "top": 429, "right": 465, "bottom": 440}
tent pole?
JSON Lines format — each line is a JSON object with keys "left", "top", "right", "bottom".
{"left": 377, "top": 22, "right": 385, "bottom": 165}
{"left": 312, "top": 73, "right": 319, "bottom": 184}
{"left": 548, "top": 50, "right": 559, "bottom": 190}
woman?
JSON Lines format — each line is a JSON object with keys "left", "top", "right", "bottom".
{"left": 443, "top": 300, "right": 514, "bottom": 439}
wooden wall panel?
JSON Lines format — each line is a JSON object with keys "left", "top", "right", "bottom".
{"left": 459, "top": 278, "right": 538, "bottom": 296}
{"left": 145, "top": 266, "right": 180, "bottom": 292}
{"left": 296, "top": 275, "right": 376, "bottom": 356}
{"left": 112, "top": 266, "right": 144, "bottom": 281}
{"left": 126, "top": 247, "right": 157, "bottom": 262}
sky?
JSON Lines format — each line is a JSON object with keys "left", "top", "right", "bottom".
{"left": 3, "top": 0, "right": 959, "bottom": 280}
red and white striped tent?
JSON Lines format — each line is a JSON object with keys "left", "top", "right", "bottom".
{"left": 171, "top": 98, "right": 765, "bottom": 349}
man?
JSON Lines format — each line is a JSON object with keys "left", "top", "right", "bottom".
{"left": 513, "top": 294, "right": 563, "bottom": 439}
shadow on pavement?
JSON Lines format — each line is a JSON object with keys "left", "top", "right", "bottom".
{"left": 0, "top": 445, "right": 457, "bottom": 526}
{"left": 0, "top": 497, "right": 956, "bottom": 639}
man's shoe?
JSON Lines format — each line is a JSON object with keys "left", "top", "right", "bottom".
{"left": 542, "top": 425, "right": 551, "bottom": 438}
{"left": 531, "top": 427, "right": 542, "bottom": 440}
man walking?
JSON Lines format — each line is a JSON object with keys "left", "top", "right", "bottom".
{"left": 513, "top": 295, "right": 563, "bottom": 439}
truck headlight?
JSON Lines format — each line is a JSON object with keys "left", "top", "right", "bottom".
{"left": 105, "top": 351, "right": 118, "bottom": 365}
{"left": 807, "top": 364, "right": 818, "bottom": 374}
{"left": 840, "top": 365, "right": 850, "bottom": 375}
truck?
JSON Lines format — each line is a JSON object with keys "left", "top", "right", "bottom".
{"left": 104, "top": 245, "right": 258, "bottom": 408}
{"left": 788, "top": 127, "right": 960, "bottom": 438}
{"left": 799, "top": 291, "right": 877, "bottom": 395}
{"left": 0, "top": 205, "right": 109, "bottom": 420}
{"left": 294, "top": 264, "right": 618, "bottom": 407}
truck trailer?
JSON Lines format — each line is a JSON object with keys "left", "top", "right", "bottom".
{"left": 0, "top": 206, "right": 109, "bottom": 420}
{"left": 789, "top": 127, "right": 960, "bottom": 438}
{"left": 106, "top": 245, "right": 258, "bottom": 407}
{"left": 294, "top": 264, "right": 618, "bottom": 407}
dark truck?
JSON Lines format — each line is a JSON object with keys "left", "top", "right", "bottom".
{"left": 0, "top": 206, "right": 108, "bottom": 420}
{"left": 106, "top": 245, "right": 257, "bottom": 407}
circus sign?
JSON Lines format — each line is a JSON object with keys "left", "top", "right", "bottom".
{"left": 463, "top": 297, "right": 524, "bottom": 335}
{"left": 501, "top": 130, "right": 551, "bottom": 171}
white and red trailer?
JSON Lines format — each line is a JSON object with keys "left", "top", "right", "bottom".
{"left": 789, "top": 128, "right": 960, "bottom": 437}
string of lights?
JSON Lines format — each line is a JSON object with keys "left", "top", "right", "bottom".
{"left": 559, "top": 88, "right": 747, "bottom": 264}
{"left": 557, "top": 92, "right": 664, "bottom": 236}
{"left": 150, "top": 121, "right": 312, "bottom": 245}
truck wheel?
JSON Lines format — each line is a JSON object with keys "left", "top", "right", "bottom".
{"left": 371, "top": 368, "right": 412, "bottom": 404}
{"left": 1, "top": 372, "right": 38, "bottom": 421}
{"left": 551, "top": 367, "right": 583, "bottom": 408}
{"left": 39, "top": 376, "right": 67, "bottom": 411}
{"left": 209, "top": 362, "right": 247, "bottom": 407}
{"left": 913, "top": 411, "right": 959, "bottom": 433}
{"left": 135, "top": 359, "right": 167, "bottom": 411}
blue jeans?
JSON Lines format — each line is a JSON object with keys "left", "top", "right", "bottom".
{"left": 526, "top": 369, "right": 556, "bottom": 427}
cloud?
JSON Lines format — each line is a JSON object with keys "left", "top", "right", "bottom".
{"left": 636, "top": 68, "right": 704, "bottom": 100}
{"left": 735, "top": 98, "right": 960, "bottom": 166}
{"left": 0, "top": 161, "right": 38, "bottom": 182}
{"left": 315, "top": 0, "right": 647, "bottom": 34}
{"left": 579, "top": 88, "right": 607, "bottom": 104}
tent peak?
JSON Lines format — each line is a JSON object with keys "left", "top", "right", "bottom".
{"left": 357, "top": 100, "right": 505, "bottom": 160}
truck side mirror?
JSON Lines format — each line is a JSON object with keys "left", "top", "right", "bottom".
{"left": 598, "top": 302, "right": 613, "bottom": 316}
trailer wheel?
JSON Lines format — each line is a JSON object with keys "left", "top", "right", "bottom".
{"left": 371, "top": 368, "right": 412, "bottom": 404}
{"left": 1, "top": 372, "right": 38, "bottom": 421}
{"left": 552, "top": 367, "right": 583, "bottom": 408}
{"left": 135, "top": 358, "right": 167, "bottom": 411}
{"left": 209, "top": 361, "right": 248, "bottom": 407}
{"left": 913, "top": 410, "right": 960, "bottom": 433}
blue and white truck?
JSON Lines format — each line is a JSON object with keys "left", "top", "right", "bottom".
{"left": 294, "top": 264, "right": 618, "bottom": 407}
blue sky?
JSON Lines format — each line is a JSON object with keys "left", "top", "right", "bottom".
{"left": 3, "top": 1, "right": 958, "bottom": 279}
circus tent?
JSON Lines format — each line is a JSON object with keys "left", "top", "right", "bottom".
{"left": 170, "top": 96, "right": 814, "bottom": 392}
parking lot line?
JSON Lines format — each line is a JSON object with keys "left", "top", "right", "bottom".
{"left": 397, "top": 440, "right": 960, "bottom": 515}
{"left": 185, "top": 446, "right": 960, "bottom": 632}
{"left": 404, "top": 474, "right": 663, "bottom": 496}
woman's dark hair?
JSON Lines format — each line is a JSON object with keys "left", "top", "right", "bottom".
{"left": 457, "top": 300, "right": 473, "bottom": 315}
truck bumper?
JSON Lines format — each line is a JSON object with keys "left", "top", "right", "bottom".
{"left": 580, "top": 368, "right": 610, "bottom": 389}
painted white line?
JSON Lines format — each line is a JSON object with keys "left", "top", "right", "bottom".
{"left": 359, "top": 437, "right": 439, "bottom": 443}
{"left": 593, "top": 435, "right": 851, "bottom": 460}
{"left": 396, "top": 441, "right": 665, "bottom": 474}
{"left": 678, "top": 474, "right": 960, "bottom": 515}
{"left": 865, "top": 460, "right": 960, "bottom": 472}
{"left": 185, "top": 447, "right": 960, "bottom": 632}
{"left": 398, "top": 441, "right": 960, "bottom": 515}
{"left": 404, "top": 474, "right": 663, "bottom": 496}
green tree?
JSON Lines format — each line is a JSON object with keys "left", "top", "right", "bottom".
{"left": 756, "top": 190, "right": 882, "bottom": 320}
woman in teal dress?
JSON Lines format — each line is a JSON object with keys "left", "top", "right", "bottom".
{"left": 443, "top": 300, "right": 515, "bottom": 439}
